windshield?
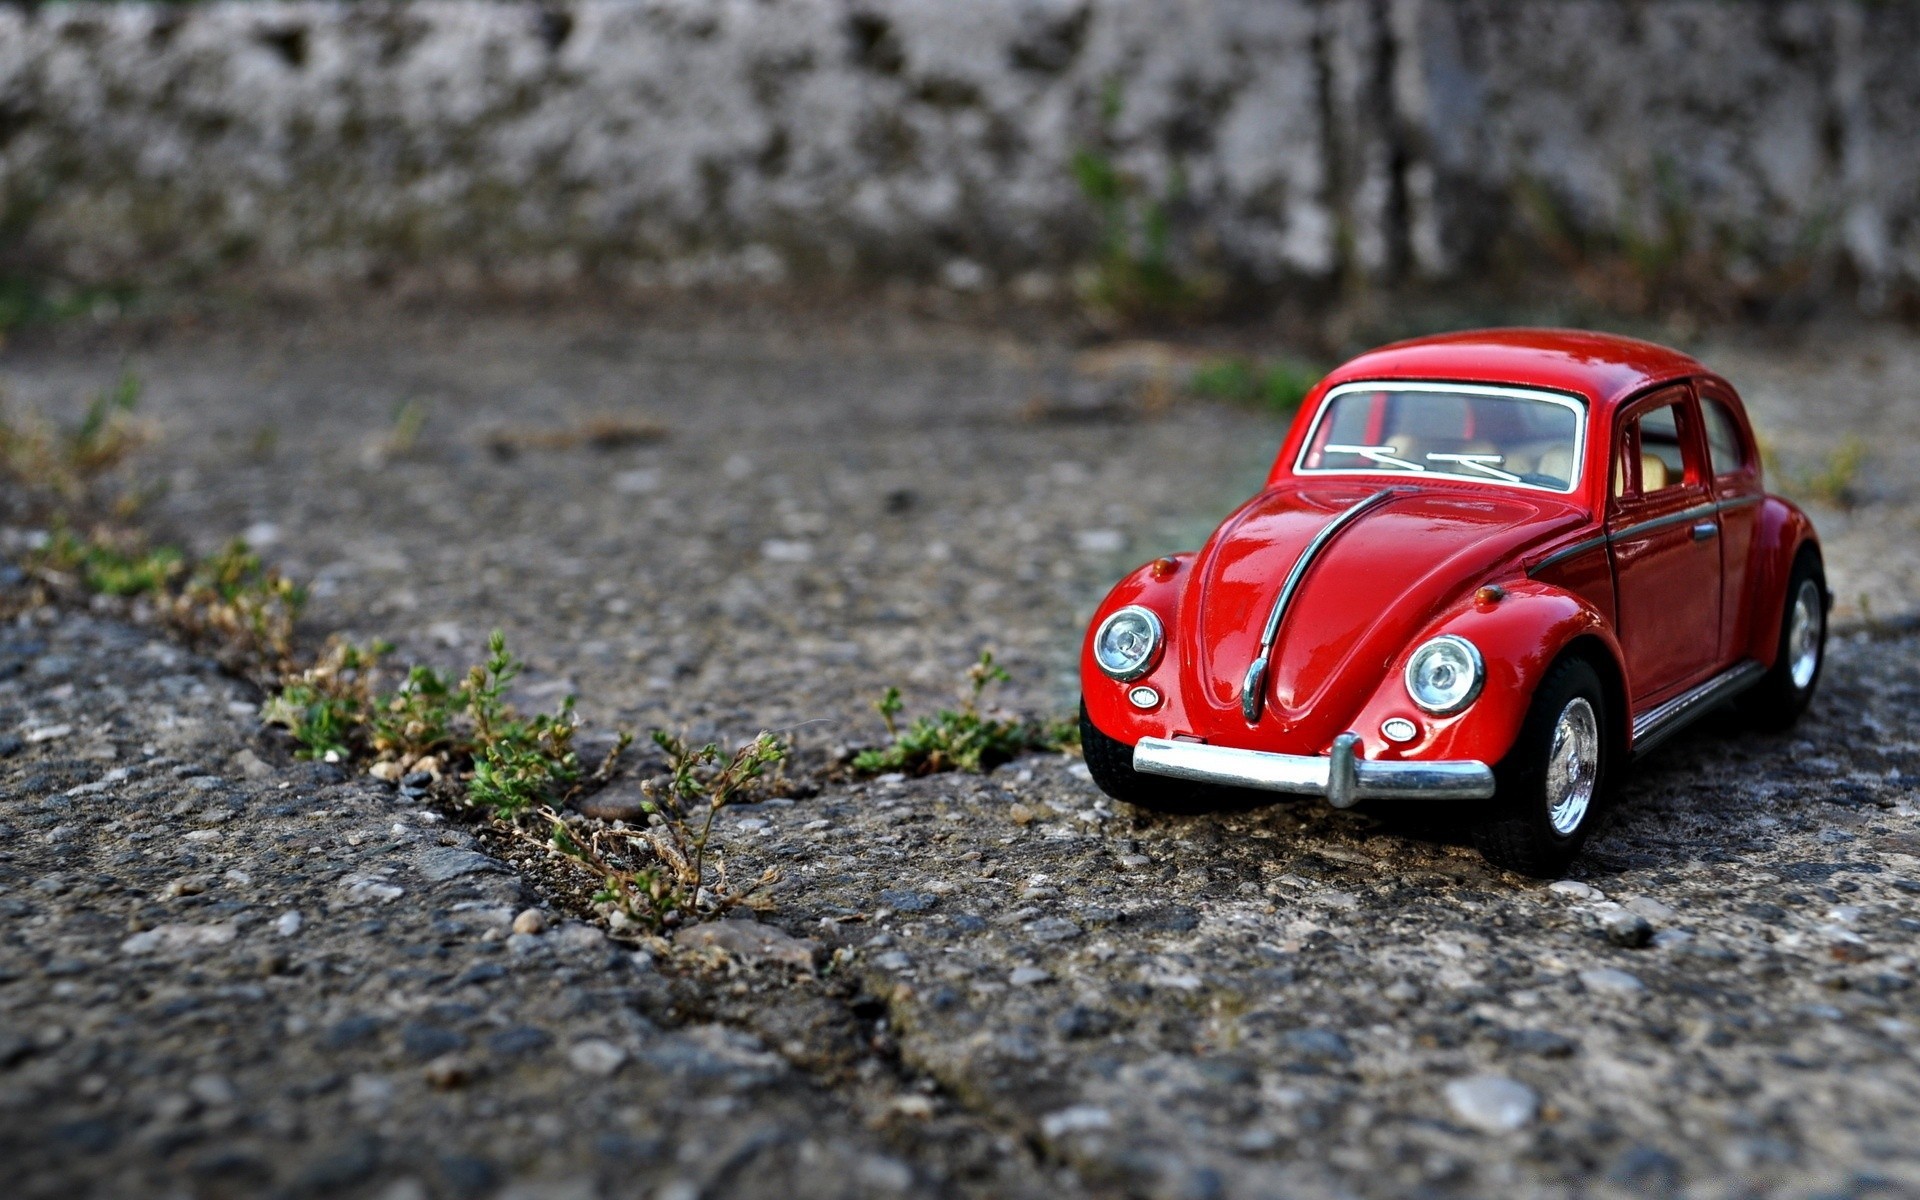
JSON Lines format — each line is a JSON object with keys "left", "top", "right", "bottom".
{"left": 1296, "top": 382, "right": 1585, "bottom": 493}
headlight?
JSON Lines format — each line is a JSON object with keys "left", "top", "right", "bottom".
{"left": 1093, "top": 605, "right": 1164, "bottom": 681}
{"left": 1404, "top": 635, "right": 1484, "bottom": 714}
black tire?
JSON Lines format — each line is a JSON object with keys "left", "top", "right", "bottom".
{"left": 1079, "top": 700, "right": 1216, "bottom": 814}
{"left": 1473, "top": 656, "right": 1611, "bottom": 878}
{"left": 1738, "top": 549, "right": 1827, "bottom": 732}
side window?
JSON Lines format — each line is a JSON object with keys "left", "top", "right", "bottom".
{"left": 1701, "top": 399, "right": 1747, "bottom": 477}
{"left": 1617, "top": 399, "right": 1692, "bottom": 498}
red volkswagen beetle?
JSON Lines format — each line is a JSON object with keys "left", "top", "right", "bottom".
{"left": 1080, "top": 330, "right": 1827, "bottom": 876}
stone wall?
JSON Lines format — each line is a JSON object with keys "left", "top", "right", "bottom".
{"left": 1, "top": 0, "right": 1915, "bottom": 303}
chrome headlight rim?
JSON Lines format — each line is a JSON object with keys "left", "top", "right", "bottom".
{"left": 1093, "top": 605, "right": 1165, "bottom": 682}
{"left": 1403, "top": 634, "right": 1485, "bottom": 715}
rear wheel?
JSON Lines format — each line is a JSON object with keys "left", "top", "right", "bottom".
{"left": 1739, "top": 550, "right": 1826, "bottom": 732}
{"left": 1473, "top": 657, "right": 1610, "bottom": 878}
{"left": 1079, "top": 700, "right": 1215, "bottom": 814}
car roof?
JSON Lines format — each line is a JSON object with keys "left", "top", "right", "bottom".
{"left": 1319, "top": 329, "right": 1708, "bottom": 410}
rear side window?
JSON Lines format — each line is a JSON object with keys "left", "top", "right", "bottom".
{"left": 1702, "top": 399, "right": 1747, "bottom": 476}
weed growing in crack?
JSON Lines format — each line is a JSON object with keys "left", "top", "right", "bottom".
{"left": 7, "top": 383, "right": 777, "bottom": 938}
{"left": 261, "top": 638, "right": 390, "bottom": 761}
{"left": 37, "top": 527, "right": 182, "bottom": 596}
{"left": 855, "top": 651, "right": 1076, "bottom": 776}
{"left": 1, "top": 372, "right": 146, "bottom": 512}
{"left": 465, "top": 632, "right": 584, "bottom": 818}
{"left": 530, "top": 731, "right": 790, "bottom": 930}
{"left": 644, "top": 730, "right": 789, "bottom": 892}
{"left": 264, "top": 630, "right": 607, "bottom": 817}
{"left": 168, "top": 540, "right": 308, "bottom": 676}
{"left": 30, "top": 531, "right": 306, "bottom": 681}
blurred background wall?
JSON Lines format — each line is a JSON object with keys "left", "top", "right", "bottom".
{"left": 2, "top": 0, "right": 1915, "bottom": 314}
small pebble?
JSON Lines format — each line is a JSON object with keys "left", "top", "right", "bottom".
{"left": 550, "top": 923, "right": 607, "bottom": 953}
{"left": 1025, "top": 917, "right": 1081, "bottom": 943}
{"left": 512, "top": 909, "right": 547, "bottom": 936}
{"left": 1382, "top": 978, "right": 1423, "bottom": 1004}
{"left": 1444, "top": 1075, "right": 1539, "bottom": 1133}
{"left": 423, "top": 1054, "right": 473, "bottom": 1089}
{"left": 1282, "top": 1028, "right": 1354, "bottom": 1064}
{"left": 566, "top": 1039, "right": 627, "bottom": 1076}
{"left": 275, "top": 911, "right": 304, "bottom": 938}
{"left": 1603, "top": 911, "right": 1655, "bottom": 948}
{"left": 878, "top": 889, "right": 937, "bottom": 914}
{"left": 187, "top": 1074, "right": 237, "bottom": 1108}
{"left": 1040, "top": 1105, "right": 1112, "bottom": 1137}
{"left": 575, "top": 788, "right": 649, "bottom": 823}
{"left": 1579, "top": 967, "right": 1647, "bottom": 997}
{"left": 1622, "top": 896, "right": 1677, "bottom": 922}
{"left": 1547, "top": 880, "right": 1604, "bottom": 902}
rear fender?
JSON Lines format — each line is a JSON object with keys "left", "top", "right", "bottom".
{"left": 1344, "top": 580, "right": 1622, "bottom": 768}
{"left": 1742, "top": 497, "right": 1821, "bottom": 668}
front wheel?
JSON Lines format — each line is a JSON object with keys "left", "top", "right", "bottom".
{"left": 1739, "top": 550, "right": 1826, "bottom": 732}
{"left": 1472, "top": 657, "right": 1611, "bottom": 878}
{"left": 1079, "top": 700, "right": 1215, "bottom": 814}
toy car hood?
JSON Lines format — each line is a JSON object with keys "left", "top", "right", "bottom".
{"left": 1171, "top": 481, "right": 1586, "bottom": 749}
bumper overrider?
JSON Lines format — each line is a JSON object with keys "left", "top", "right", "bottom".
{"left": 1132, "top": 733, "right": 1496, "bottom": 808}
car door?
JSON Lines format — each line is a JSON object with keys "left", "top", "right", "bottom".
{"left": 1608, "top": 385, "right": 1722, "bottom": 703}
{"left": 1697, "top": 381, "right": 1764, "bottom": 665}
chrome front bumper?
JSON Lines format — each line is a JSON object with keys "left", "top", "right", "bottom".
{"left": 1132, "top": 733, "right": 1496, "bottom": 808}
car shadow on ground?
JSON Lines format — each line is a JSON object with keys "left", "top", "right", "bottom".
{"left": 1105, "top": 674, "right": 1868, "bottom": 884}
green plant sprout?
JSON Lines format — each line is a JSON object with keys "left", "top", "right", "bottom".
{"left": 855, "top": 650, "right": 1075, "bottom": 776}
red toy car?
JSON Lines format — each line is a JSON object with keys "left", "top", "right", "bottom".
{"left": 1080, "top": 330, "right": 1827, "bottom": 876}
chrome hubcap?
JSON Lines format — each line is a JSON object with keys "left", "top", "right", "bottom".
{"left": 1788, "top": 579, "right": 1823, "bottom": 691}
{"left": 1545, "top": 696, "right": 1599, "bottom": 836}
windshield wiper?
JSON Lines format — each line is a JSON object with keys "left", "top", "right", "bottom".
{"left": 1324, "top": 444, "right": 1426, "bottom": 472}
{"left": 1424, "top": 453, "right": 1522, "bottom": 483}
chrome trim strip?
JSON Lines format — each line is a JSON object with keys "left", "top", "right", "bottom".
{"left": 1529, "top": 496, "right": 1762, "bottom": 577}
{"left": 1613, "top": 501, "right": 1719, "bottom": 541}
{"left": 1527, "top": 534, "right": 1610, "bottom": 577}
{"left": 1241, "top": 487, "right": 1403, "bottom": 723}
{"left": 1630, "top": 658, "right": 1765, "bottom": 756}
{"left": 1134, "top": 735, "right": 1497, "bottom": 803}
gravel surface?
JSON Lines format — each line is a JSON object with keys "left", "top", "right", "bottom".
{"left": 4, "top": 307, "right": 1919, "bottom": 1198}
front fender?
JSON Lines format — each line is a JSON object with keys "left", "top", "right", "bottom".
{"left": 1344, "top": 580, "right": 1623, "bottom": 769}
{"left": 1081, "top": 555, "right": 1193, "bottom": 741}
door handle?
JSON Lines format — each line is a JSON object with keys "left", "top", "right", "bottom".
{"left": 1691, "top": 521, "right": 1718, "bottom": 541}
